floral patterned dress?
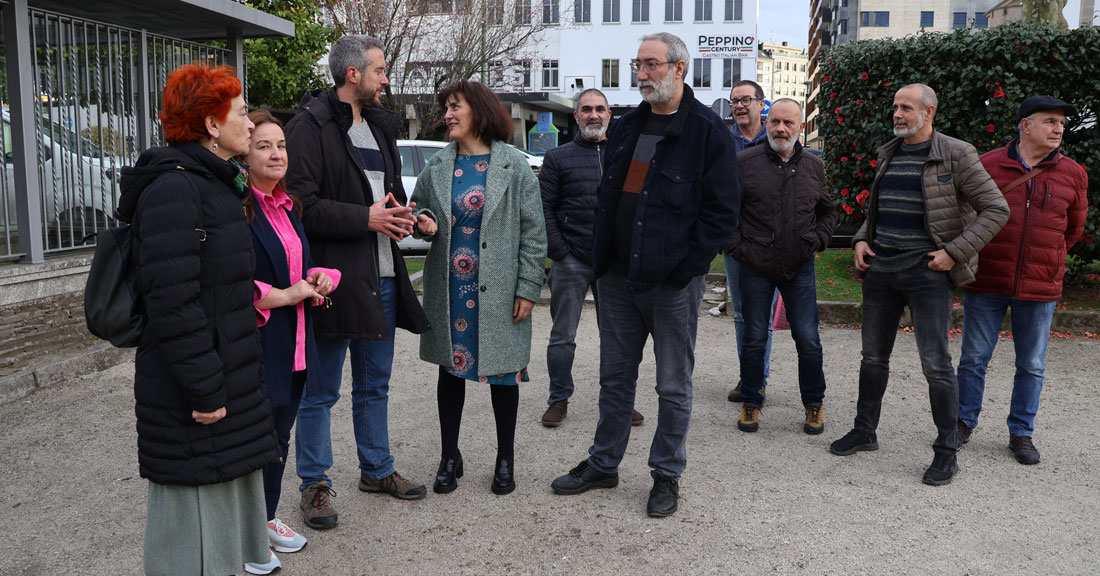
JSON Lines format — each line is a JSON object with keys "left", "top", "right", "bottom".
{"left": 446, "top": 153, "right": 529, "bottom": 385}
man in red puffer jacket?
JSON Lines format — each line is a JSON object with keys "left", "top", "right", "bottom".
{"left": 956, "top": 95, "right": 1089, "bottom": 466}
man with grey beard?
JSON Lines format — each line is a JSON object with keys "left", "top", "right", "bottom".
{"left": 540, "top": 89, "right": 648, "bottom": 428}
{"left": 725, "top": 99, "right": 835, "bottom": 436}
{"left": 550, "top": 32, "right": 739, "bottom": 517}
{"left": 829, "top": 83, "right": 1007, "bottom": 487}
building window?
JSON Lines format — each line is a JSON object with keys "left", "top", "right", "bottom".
{"left": 838, "top": 18, "right": 847, "bottom": 34}
{"left": 602, "top": 59, "right": 620, "bottom": 88}
{"left": 859, "top": 11, "right": 889, "bottom": 27}
{"left": 920, "top": 11, "right": 933, "bottom": 28}
{"left": 722, "top": 58, "right": 740, "bottom": 88}
{"left": 692, "top": 58, "right": 711, "bottom": 88}
{"left": 694, "top": 0, "right": 711, "bottom": 21}
{"left": 724, "top": 0, "right": 742, "bottom": 20}
{"left": 488, "top": 0, "right": 504, "bottom": 24}
{"left": 603, "top": 0, "right": 620, "bottom": 21}
{"left": 665, "top": 0, "right": 682, "bottom": 21}
{"left": 974, "top": 12, "right": 988, "bottom": 28}
{"left": 519, "top": 60, "right": 532, "bottom": 87}
{"left": 487, "top": 60, "right": 505, "bottom": 86}
{"left": 542, "top": 60, "right": 559, "bottom": 89}
{"left": 632, "top": 0, "right": 649, "bottom": 22}
{"left": 515, "top": 0, "right": 532, "bottom": 23}
{"left": 575, "top": 0, "right": 591, "bottom": 22}
{"left": 543, "top": 0, "right": 559, "bottom": 23}
{"left": 953, "top": 12, "right": 967, "bottom": 28}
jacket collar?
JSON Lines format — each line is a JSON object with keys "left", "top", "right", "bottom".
{"left": 876, "top": 129, "right": 944, "bottom": 162}
{"left": 1006, "top": 138, "right": 1062, "bottom": 167}
{"left": 763, "top": 140, "right": 803, "bottom": 164}
{"left": 620, "top": 83, "right": 697, "bottom": 138}
{"left": 573, "top": 132, "right": 608, "bottom": 148}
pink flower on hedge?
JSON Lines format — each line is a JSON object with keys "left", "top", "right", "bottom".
{"left": 840, "top": 156, "right": 848, "bottom": 162}
{"left": 840, "top": 188, "right": 849, "bottom": 196}
{"left": 837, "top": 117, "right": 844, "bottom": 124}
{"left": 869, "top": 159, "right": 877, "bottom": 168}
{"left": 835, "top": 107, "right": 841, "bottom": 114}
{"left": 830, "top": 92, "right": 838, "bottom": 99}
{"left": 823, "top": 75, "right": 830, "bottom": 82}
{"left": 856, "top": 99, "right": 861, "bottom": 104}
{"left": 993, "top": 89, "right": 1005, "bottom": 99}
{"left": 843, "top": 204, "right": 854, "bottom": 215}
{"left": 986, "top": 123, "right": 996, "bottom": 132}
{"left": 861, "top": 72, "right": 869, "bottom": 80}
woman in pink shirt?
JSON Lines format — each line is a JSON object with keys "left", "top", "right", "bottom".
{"left": 241, "top": 110, "right": 340, "bottom": 574}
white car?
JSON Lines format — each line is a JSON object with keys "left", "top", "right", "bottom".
{"left": 395, "top": 139, "right": 543, "bottom": 254}
{"left": 2, "top": 107, "right": 123, "bottom": 248}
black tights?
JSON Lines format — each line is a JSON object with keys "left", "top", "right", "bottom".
{"left": 437, "top": 365, "right": 518, "bottom": 463}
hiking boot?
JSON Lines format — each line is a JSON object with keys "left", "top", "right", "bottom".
{"left": 631, "top": 409, "right": 645, "bottom": 426}
{"left": 737, "top": 405, "right": 760, "bottom": 432}
{"left": 727, "top": 380, "right": 766, "bottom": 404}
{"left": 359, "top": 470, "right": 427, "bottom": 500}
{"left": 1009, "top": 436, "right": 1040, "bottom": 465}
{"left": 803, "top": 405, "right": 825, "bottom": 435}
{"left": 551, "top": 460, "right": 619, "bottom": 495}
{"left": 244, "top": 551, "right": 281, "bottom": 575}
{"left": 267, "top": 518, "right": 307, "bottom": 553}
{"left": 299, "top": 482, "right": 338, "bottom": 531}
{"left": 829, "top": 429, "right": 878, "bottom": 456}
{"left": 922, "top": 453, "right": 959, "bottom": 486}
{"left": 957, "top": 419, "right": 973, "bottom": 446}
{"left": 541, "top": 401, "right": 568, "bottom": 427}
{"left": 646, "top": 475, "right": 679, "bottom": 518}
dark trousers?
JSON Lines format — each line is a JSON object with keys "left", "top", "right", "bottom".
{"left": 856, "top": 264, "right": 959, "bottom": 455}
{"left": 263, "top": 370, "right": 305, "bottom": 521}
{"left": 437, "top": 366, "right": 519, "bottom": 463}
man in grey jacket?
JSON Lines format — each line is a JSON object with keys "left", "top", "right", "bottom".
{"left": 829, "top": 84, "right": 1009, "bottom": 486}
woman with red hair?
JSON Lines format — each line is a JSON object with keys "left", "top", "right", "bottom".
{"left": 116, "top": 64, "right": 282, "bottom": 575}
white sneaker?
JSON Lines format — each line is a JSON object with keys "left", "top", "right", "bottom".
{"left": 267, "top": 518, "right": 308, "bottom": 553}
{"left": 244, "top": 551, "right": 281, "bottom": 575}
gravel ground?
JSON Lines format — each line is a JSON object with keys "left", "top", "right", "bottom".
{"left": 2, "top": 303, "right": 1098, "bottom": 575}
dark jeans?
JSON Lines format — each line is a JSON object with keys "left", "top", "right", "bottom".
{"left": 855, "top": 264, "right": 959, "bottom": 454}
{"left": 739, "top": 260, "right": 826, "bottom": 408}
{"left": 546, "top": 253, "right": 598, "bottom": 405}
{"left": 586, "top": 272, "right": 705, "bottom": 479}
{"left": 263, "top": 371, "right": 305, "bottom": 520}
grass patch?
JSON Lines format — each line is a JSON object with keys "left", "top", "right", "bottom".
{"left": 405, "top": 256, "right": 424, "bottom": 276}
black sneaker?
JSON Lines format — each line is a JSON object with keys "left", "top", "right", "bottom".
{"left": 957, "top": 419, "right": 973, "bottom": 446}
{"left": 646, "top": 475, "right": 679, "bottom": 518}
{"left": 829, "top": 429, "right": 879, "bottom": 456}
{"left": 1009, "top": 436, "right": 1040, "bottom": 465}
{"left": 922, "top": 453, "right": 959, "bottom": 486}
{"left": 550, "top": 461, "right": 619, "bottom": 495}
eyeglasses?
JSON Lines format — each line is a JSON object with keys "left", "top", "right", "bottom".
{"left": 731, "top": 97, "right": 763, "bottom": 107}
{"left": 629, "top": 59, "right": 676, "bottom": 73}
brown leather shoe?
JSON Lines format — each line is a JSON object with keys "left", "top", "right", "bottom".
{"left": 541, "top": 401, "right": 568, "bottom": 427}
{"left": 359, "top": 470, "right": 427, "bottom": 500}
{"left": 300, "top": 481, "right": 338, "bottom": 530}
{"left": 631, "top": 409, "right": 644, "bottom": 426}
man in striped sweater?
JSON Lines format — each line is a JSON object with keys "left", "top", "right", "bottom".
{"left": 828, "top": 84, "right": 1009, "bottom": 486}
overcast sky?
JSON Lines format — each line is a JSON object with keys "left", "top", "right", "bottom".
{"left": 758, "top": 0, "right": 1088, "bottom": 50}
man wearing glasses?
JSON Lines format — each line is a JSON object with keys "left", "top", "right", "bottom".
{"left": 724, "top": 80, "right": 779, "bottom": 406}
{"left": 550, "top": 32, "right": 740, "bottom": 517}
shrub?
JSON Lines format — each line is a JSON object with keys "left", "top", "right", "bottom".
{"left": 817, "top": 23, "right": 1100, "bottom": 262}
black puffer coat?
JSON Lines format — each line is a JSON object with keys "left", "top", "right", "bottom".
{"left": 117, "top": 142, "right": 280, "bottom": 486}
{"left": 540, "top": 133, "right": 606, "bottom": 264}
{"left": 285, "top": 88, "right": 429, "bottom": 340}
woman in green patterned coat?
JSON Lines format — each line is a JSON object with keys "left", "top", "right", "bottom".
{"left": 411, "top": 80, "right": 546, "bottom": 496}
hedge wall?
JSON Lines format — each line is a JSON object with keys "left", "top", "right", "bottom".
{"left": 817, "top": 23, "right": 1100, "bottom": 261}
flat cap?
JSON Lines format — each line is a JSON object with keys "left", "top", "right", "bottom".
{"left": 1017, "top": 95, "right": 1077, "bottom": 122}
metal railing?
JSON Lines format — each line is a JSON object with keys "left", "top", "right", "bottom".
{"left": 0, "top": 7, "right": 233, "bottom": 260}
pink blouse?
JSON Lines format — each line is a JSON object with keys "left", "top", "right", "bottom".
{"left": 252, "top": 186, "right": 341, "bottom": 371}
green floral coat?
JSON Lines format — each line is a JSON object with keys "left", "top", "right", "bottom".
{"left": 410, "top": 140, "right": 547, "bottom": 376}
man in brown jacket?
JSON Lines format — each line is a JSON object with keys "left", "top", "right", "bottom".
{"left": 725, "top": 99, "right": 835, "bottom": 435}
{"left": 829, "top": 84, "right": 1009, "bottom": 486}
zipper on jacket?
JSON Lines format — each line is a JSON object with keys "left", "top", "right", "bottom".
{"left": 1012, "top": 177, "right": 1033, "bottom": 298}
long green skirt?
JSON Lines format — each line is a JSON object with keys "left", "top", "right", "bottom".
{"left": 144, "top": 469, "right": 268, "bottom": 576}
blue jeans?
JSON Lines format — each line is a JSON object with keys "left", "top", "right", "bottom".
{"left": 296, "top": 277, "right": 397, "bottom": 489}
{"left": 957, "top": 292, "right": 1056, "bottom": 437}
{"left": 725, "top": 256, "right": 776, "bottom": 385}
{"left": 546, "top": 253, "right": 598, "bottom": 405}
{"left": 587, "top": 272, "right": 705, "bottom": 479}
{"left": 739, "top": 260, "right": 826, "bottom": 408}
{"left": 855, "top": 264, "right": 959, "bottom": 454}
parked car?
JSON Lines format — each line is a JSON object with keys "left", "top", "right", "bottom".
{"left": 2, "top": 107, "right": 123, "bottom": 248}
{"left": 394, "top": 139, "right": 543, "bottom": 254}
